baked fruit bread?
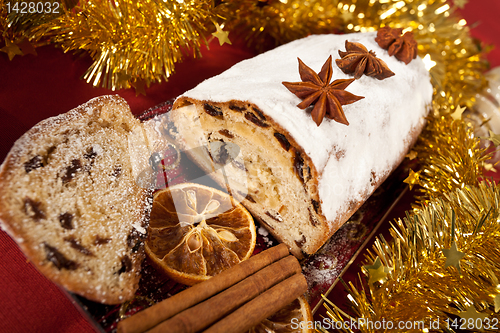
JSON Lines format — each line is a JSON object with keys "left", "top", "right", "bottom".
{"left": 0, "top": 95, "right": 152, "bottom": 304}
{"left": 168, "top": 31, "right": 433, "bottom": 257}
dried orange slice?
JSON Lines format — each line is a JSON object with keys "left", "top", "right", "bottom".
{"left": 145, "top": 183, "right": 256, "bottom": 285}
{"left": 249, "top": 296, "right": 313, "bottom": 333}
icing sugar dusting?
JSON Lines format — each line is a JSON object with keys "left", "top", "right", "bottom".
{"left": 180, "top": 32, "right": 432, "bottom": 227}
{"left": 303, "top": 254, "right": 339, "bottom": 286}
{"left": 257, "top": 226, "right": 273, "bottom": 247}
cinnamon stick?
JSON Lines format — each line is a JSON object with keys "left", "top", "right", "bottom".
{"left": 204, "top": 273, "right": 308, "bottom": 333}
{"left": 146, "top": 255, "right": 302, "bottom": 333}
{"left": 117, "top": 244, "right": 289, "bottom": 333}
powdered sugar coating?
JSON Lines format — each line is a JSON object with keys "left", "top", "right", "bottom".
{"left": 179, "top": 32, "right": 432, "bottom": 226}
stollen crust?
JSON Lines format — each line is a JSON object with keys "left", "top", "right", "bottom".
{"left": 169, "top": 32, "right": 433, "bottom": 257}
{"left": 0, "top": 95, "right": 152, "bottom": 304}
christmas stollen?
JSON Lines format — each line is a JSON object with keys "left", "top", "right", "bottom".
{"left": 0, "top": 96, "right": 155, "bottom": 304}
{"left": 169, "top": 31, "right": 433, "bottom": 257}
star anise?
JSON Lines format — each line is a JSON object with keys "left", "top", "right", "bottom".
{"left": 375, "top": 26, "right": 418, "bottom": 64}
{"left": 336, "top": 40, "right": 394, "bottom": 80}
{"left": 282, "top": 56, "right": 364, "bottom": 126}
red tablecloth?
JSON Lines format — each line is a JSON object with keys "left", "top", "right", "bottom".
{"left": 0, "top": 2, "right": 499, "bottom": 332}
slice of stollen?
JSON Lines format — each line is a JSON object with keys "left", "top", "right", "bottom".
{"left": 0, "top": 95, "right": 152, "bottom": 304}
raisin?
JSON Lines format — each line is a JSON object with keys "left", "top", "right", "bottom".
{"left": 112, "top": 165, "right": 122, "bottom": 178}
{"left": 84, "top": 147, "right": 97, "bottom": 160}
{"left": 204, "top": 104, "right": 223, "bottom": 118}
{"left": 127, "top": 230, "right": 143, "bottom": 253}
{"left": 294, "top": 153, "right": 305, "bottom": 184}
{"left": 59, "top": 212, "right": 74, "bottom": 230}
{"left": 252, "top": 107, "right": 266, "bottom": 120}
{"left": 23, "top": 197, "right": 46, "bottom": 221}
{"left": 118, "top": 256, "right": 132, "bottom": 274}
{"left": 64, "top": 236, "right": 93, "bottom": 256}
{"left": 274, "top": 133, "right": 291, "bottom": 151}
{"left": 46, "top": 146, "right": 56, "bottom": 158}
{"left": 61, "top": 159, "right": 82, "bottom": 183}
{"left": 24, "top": 155, "right": 44, "bottom": 173}
{"left": 370, "top": 171, "right": 377, "bottom": 186}
{"left": 229, "top": 104, "right": 246, "bottom": 112}
{"left": 213, "top": 143, "right": 230, "bottom": 165}
{"left": 44, "top": 243, "right": 79, "bottom": 270}
{"left": 94, "top": 235, "right": 112, "bottom": 245}
{"left": 218, "top": 129, "right": 234, "bottom": 138}
{"left": 246, "top": 195, "right": 256, "bottom": 203}
{"left": 245, "top": 112, "right": 269, "bottom": 128}
{"left": 309, "top": 210, "right": 318, "bottom": 227}
{"left": 295, "top": 235, "right": 307, "bottom": 248}
{"left": 311, "top": 200, "right": 320, "bottom": 214}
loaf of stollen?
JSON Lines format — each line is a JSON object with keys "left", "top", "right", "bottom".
{"left": 167, "top": 31, "right": 433, "bottom": 257}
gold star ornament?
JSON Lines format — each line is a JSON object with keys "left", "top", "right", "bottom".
{"left": 341, "top": 10, "right": 354, "bottom": 22}
{"left": 403, "top": 169, "right": 421, "bottom": 190}
{"left": 450, "top": 105, "right": 466, "bottom": 121}
{"left": 405, "top": 150, "right": 418, "bottom": 160}
{"left": 442, "top": 241, "right": 465, "bottom": 272}
{"left": 1, "top": 39, "right": 23, "bottom": 60}
{"left": 363, "top": 257, "right": 392, "bottom": 284}
{"left": 17, "top": 38, "right": 37, "bottom": 56}
{"left": 132, "top": 79, "right": 147, "bottom": 96}
{"left": 459, "top": 305, "right": 488, "bottom": 331}
{"left": 484, "top": 163, "right": 497, "bottom": 173}
{"left": 483, "top": 130, "right": 500, "bottom": 147}
{"left": 212, "top": 22, "right": 232, "bottom": 46}
{"left": 495, "top": 293, "right": 500, "bottom": 313}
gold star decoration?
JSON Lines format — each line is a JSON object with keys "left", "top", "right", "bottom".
{"left": 422, "top": 54, "right": 437, "bottom": 70}
{"left": 132, "top": 79, "right": 146, "bottom": 96}
{"left": 453, "top": 0, "right": 468, "bottom": 9}
{"left": 484, "top": 163, "right": 497, "bottom": 173}
{"left": 16, "top": 38, "right": 37, "bottom": 56}
{"left": 212, "top": 22, "right": 232, "bottom": 46}
{"left": 116, "top": 72, "right": 132, "bottom": 84}
{"left": 442, "top": 241, "right": 466, "bottom": 272}
{"left": 341, "top": 10, "right": 354, "bottom": 22}
{"left": 403, "top": 169, "right": 421, "bottom": 190}
{"left": 495, "top": 294, "right": 500, "bottom": 313}
{"left": 459, "top": 305, "right": 488, "bottom": 331}
{"left": 483, "top": 130, "right": 500, "bottom": 147}
{"left": 405, "top": 150, "right": 418, "bottom": 160}
{"left": 1, "top": 39, "right": 23, "bottom": 60}
{"left": 450, "top": 105, "right": 466, "bottom": 121}
{"left": 363, "top": 257, "right": 392, "bottom": 284}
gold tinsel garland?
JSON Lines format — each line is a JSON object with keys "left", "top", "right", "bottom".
{"left": 413, "top": 114, "right": 490, "bottom": 206}
{"left": 218, "top": 0, "right": 490, "bottom": 113}
{"left": 1, "top": 0, "right": 489, "bottom": 105}
{"left": 323, "top": 182, "right": 500, "bottom": 332}
{"left": 1, "top": 0, "right": 224, "bottom": 90}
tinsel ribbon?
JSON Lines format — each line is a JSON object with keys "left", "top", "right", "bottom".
{"left": 1, "top": 0, "right": 223, "bottom": 90}
{"left": 322, "top": 181, "right": 500, "bottom": 332}
{"left": 0, "top": 0, "right": 489, "bottom": 107}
